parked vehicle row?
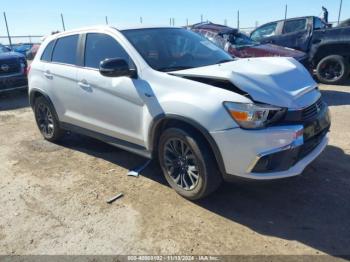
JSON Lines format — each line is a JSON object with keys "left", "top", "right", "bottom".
{"left": 251, "top": 16, "right": 350, "bottom": 84}
{"left": 29, "top": 26, "right": 331, "bottom": 200}
{"left": 10, "top": 43, "right": 40, "bottom": 60}
{"left": 0, "top": 43, "right": 28, "bottom": 93}
{"left": 189, "top": 22, "right": 309, "bottom": 68}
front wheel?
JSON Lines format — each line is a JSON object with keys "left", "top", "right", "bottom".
{"left": 316, "top": 55, "right": 349, "bottom": 85}
{"left": 158, "top": 128, "right": 222, "bottom": 200}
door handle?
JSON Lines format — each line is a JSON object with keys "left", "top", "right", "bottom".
{"left": 44, "top": 70, "right": 53, "bottom": 79}
{"left": 78, "top": 80, "right": 91, "bottom": 89}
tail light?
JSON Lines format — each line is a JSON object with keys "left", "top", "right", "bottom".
{"left": 26, "top": 64, "right": 31, "bottom": 75}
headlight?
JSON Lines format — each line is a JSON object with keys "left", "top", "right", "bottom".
{"left": 223, "top": 102, "right": 285, "bottom": 129}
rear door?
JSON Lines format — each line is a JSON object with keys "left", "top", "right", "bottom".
{"left": 275, "top": 18, "right": 311, "bottom": 52}
{"left": 44, "top": 34, "right": 80, "bottom": 121}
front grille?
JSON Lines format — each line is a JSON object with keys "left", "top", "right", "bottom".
{"left": 281, "top": 98, "right": 325, "bottom": 123}
{"left": 0, "top": 61, "right": 20, "bottom": 75}
{"left": 0, "top": 76, "right": 27, "bottom": 90}
{"left": 302, "top": 99, "right": 323, "bottom": 121}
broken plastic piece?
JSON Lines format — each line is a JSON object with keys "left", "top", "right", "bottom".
{"left": 106, "top": 193, "right": 123, "bottom": 204}
{"left": 127, "top": 160, "right": 151, "bottom": 177}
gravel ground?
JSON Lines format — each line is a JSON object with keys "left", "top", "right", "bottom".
{"left": 0, "top": 83, "right": 349, "bottom": 257}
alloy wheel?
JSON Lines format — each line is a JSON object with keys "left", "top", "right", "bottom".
{"left": 319, "top": 60, "right": 344, "bottom": 81}
{"left": 36, "top": 103, "right": 54, "bottom": 137}
{"left": 163, "top": 138, "right": 200, "bottom": 191}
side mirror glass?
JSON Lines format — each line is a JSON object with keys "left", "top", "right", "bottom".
{"left": 99, "top": 58, "right": 137, "bottom": 78}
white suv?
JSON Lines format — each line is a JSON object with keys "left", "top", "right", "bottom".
{"left": 28, "top": 26, "right": 331, "bottom": 200}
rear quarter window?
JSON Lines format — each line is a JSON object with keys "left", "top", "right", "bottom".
{"left": 52, "top": 35, "right": 79, "bottom": 65}
{"left": 40, "top": 40, "right": 55, "bottom": 62}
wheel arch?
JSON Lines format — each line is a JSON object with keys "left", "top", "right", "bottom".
{"left": 148, "top": 114, "right": 226, "bottom": 176}
{"left": 29, "top": 88, "right": 61, "bottom": 123}
{"left": 311, "top": 43, "right": 350, "bottom": 65}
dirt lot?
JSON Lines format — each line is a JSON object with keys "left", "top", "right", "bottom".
{"left": 0, "top": 83, "right": 349, "bottom": 256}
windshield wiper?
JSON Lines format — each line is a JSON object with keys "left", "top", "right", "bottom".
{"left": 158, "top": 66, "right": 195, "bottom": 72}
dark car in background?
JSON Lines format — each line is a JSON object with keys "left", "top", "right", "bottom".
{"left": 11, "top": 43, "right": 34, "bottom": 56}
{"left": 251, "top": 16, "right": 350, "bottom": 84}
{"left": 26, "top": 44, "right": 40, "bottom": 60}
{"left": 190, "top": 22, "right": 308, "bottom": 67}
{"left": 0, "top": 44, "right": 28, "bottom": 93}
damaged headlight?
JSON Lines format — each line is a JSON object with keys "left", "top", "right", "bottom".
{"left": 223, "top": 102, "right": 285, "bottom": 129}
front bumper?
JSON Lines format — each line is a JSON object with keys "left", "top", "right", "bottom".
{"left": 0, "top": 73, "right": 28, "bottom": 92}
{"left": 211, "top": 106, "right": 330, "bottom": 180}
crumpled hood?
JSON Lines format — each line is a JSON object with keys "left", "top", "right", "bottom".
{"left": 248, "top": 44, "right": 306, "bottom": 58}
{"left": 170, "top": 57, "right": 319, "bottom": 109}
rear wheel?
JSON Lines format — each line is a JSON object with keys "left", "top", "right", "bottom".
{"left": 34, "top": 96, "right": 64, "bottom": 142}
{"left": 316, "top": 55, "right": 349, "bottom": 85}
{"left": 158, "top": 128, "right": 222, "bottom": 200}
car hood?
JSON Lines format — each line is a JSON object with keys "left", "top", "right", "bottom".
{"left": 0, "top": 51, "right": 25, "bottom": 60}
{"left": 242, "top": 44, "right": 306, "bottom": 59}
{"left": 170, "top": 57, "right": 319, "bottom": 109}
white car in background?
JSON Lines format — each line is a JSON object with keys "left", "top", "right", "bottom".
{"left": 28, "top": 26, "right": 331, "bottom": 200}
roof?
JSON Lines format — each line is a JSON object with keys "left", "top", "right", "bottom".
{"left": 42, "top": 25, "right": 182, "bottom": 43}
{"left": 259, "top": 16, "right": 316, "bottom": 26}
{"left": 191, "top": 22, "right": 238, "bottom": 34}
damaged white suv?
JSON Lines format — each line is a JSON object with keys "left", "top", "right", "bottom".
{"left": 29, "top": 26, "right": 331, "bottom": 200}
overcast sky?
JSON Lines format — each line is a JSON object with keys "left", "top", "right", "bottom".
{"left": 1, "top": 0, "right": 348, "bottom": 37}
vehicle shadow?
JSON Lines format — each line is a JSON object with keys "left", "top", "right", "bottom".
{"left": 59, "top": 133, "right": 168, "bottom": 186}
{"left": 321, "top": 89, "right": 350, "bottom": 106}
{"left": 0, "top": 90, "right": 29, "bottom": 111}
{"left": 196, "top": 145, "right": 350, "bottom": 257}
{"left": 58, "top": 132, "right": 350, "bottom": 256}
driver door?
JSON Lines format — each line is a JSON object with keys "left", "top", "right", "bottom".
{"left": 74, "top": 33, "right": 146, "bottom": 146}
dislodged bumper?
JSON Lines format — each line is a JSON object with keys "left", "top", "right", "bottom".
{"left": 211, "top": 108, "right": 330, "bottom": 180}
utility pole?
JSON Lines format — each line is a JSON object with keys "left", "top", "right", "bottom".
{"left": 284, "top": 4, "right": 288, "bottom": 20}
{"left": 3, "top": 12, "right": 12, "bottom": 48}
{"left": 338, "top": 0, "right": 343, "bottom": 25}
{"left": 105, "top": 16, "right": 109, "bottom": 25}
{"left": 61, "top": 13, "right": 66, "bottom": 31}
{"left": 237, "top": 10, "right": 240, "bottom": 30}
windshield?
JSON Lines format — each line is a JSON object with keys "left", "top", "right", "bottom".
{"left": 122, "top": 28, "right": 233, "bottom": 72}
{"left": 227, "top": 33, "right": 259, "bottom": 47}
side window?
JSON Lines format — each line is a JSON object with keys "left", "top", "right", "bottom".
{"left": 283, "top": 19, "right": 307, "bottom": 34}
{"left": 314, "top": 17, "right": 326, "bottom": 30}
{"left": 41, "top": 40, "right": 55, "bottom": 62}
{"left": 251, "top": 23, "right": 278, "bottom": 41}
{"left": 52, "top": 35, "right": 79, "bottom": 65}
{"left": 84, "top": 33, "right": 132, "bottom": 69}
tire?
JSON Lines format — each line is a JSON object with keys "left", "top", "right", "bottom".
{"left": 34, "top": 96, "right": 64, "bottom": 142}
{"left": 316, "top": 55, "right": 349, "bottom": 85}
{"left": 158, "top": 128, "right": 222, "bottom": 200}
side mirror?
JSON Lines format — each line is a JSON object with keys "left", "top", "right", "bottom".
{"left": 99, "top": 58, "right": 137, "bottom": 78}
